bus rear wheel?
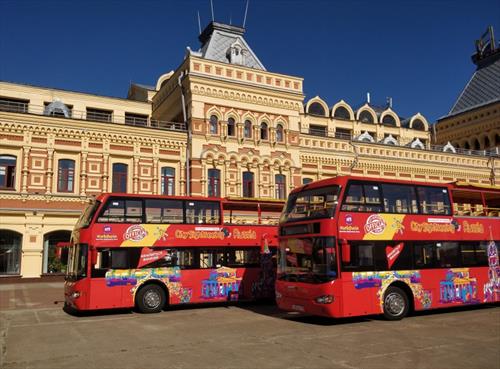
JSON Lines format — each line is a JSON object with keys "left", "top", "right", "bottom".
{"left": 383, "top": 286, "right": 409, "bottom": 320}
{"left": 136, "top": 284, "right": 166, "bottom": 313}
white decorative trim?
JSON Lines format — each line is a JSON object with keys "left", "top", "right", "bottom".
{"left": 443, "top": 141, "right": 456, "bottom": 153}
{"left": 356, "top": 131, "right": 374, "bottom": 142}
{"left": 410, "top": 138, "right": 425, "bottom": 149}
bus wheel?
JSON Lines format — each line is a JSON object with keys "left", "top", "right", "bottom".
{"left": 136, "top": 284, "right": 166, "bottom": 313}
{"left": 383, "top": 286, "right": 409, "bottom": 320}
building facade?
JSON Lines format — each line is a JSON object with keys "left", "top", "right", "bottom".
{"left": 435, "top": 26, "right": 500, "bottom": 154}
{"left": 1, "top": 22, "right": 498, "bottom": 278}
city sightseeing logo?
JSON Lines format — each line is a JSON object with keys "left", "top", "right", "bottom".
{"left": 364, "top": 214, "right": 386, "bottom": 235}
{"left": 124, "top": 225, "right": 148, "bottom": 242}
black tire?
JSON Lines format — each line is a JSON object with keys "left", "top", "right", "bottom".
{"left": 136, "top": 284, "right": 166, "bottom": 314}
{"left": 383, "top": 286, "right": 409, "bottom": 321}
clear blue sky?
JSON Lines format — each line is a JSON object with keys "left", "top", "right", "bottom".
{"left": 1, "top": 0, "right": 499, "bottom": 123}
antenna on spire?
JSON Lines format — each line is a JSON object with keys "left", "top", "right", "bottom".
{"left": 243, "top": 0, "right": 249, "bottom": 28}
{"left": 197, "top": 11, "right": 202, "bottom": 34}
{"left": 210, "top": 0, "right": 215, "bottom": 21}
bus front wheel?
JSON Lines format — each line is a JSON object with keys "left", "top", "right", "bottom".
{"left": 136, "top": 284, "right": 166, "bottom": 313}
{"left": 383, "top": 286, "right": 409, "bottom": 320}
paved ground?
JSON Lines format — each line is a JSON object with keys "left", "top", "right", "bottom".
{"left": 0, "top": 283, "right": 499, "bottom": 369}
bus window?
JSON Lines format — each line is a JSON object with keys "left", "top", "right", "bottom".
{"left": 227, "top": 248, "right": 260, "bottom": 267}
{"left": 98, "top": 199, "right": 143, "bottom": 223}
{"left": 185, "top": 201, "right": 220, "bottom": 224}
{"left": 416, "top": 187, "right": 451, "bottom": 215}
{"left": 341, "top": 242, "right": 387, "bottom": 270}
{"left": 452, "top": 190, "right": 484, "bottom": 216}
{"left": 341, "top": 182, "right": 382, "bottom": 212}
{"left": 145, "top": 199, "right": 184, "bottom": 223}
{"left": 460, "top": 242, "right": 477, "bottom": 266}
{"left": 413, "top": 242, "right": 436, "bottom": 268}
{"left": 436, "top": 242, "right": 459, "bottom": 267}
{"left": 281, "top": 186, "right": 340, "bottom": 222}
{"left": 382, "top": 184, "right": 418, "bottom": 214}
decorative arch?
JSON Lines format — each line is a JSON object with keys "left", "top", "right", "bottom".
{"left": 305, "top": 96, "right": 328, "bottom": 117}
{"left": 410, "top": 138, "right": 425, "bottom": 150}
{"left": 356, "top": 131, "right": 375, "bottom": 142}
{"left": 409, "top": 114, "right": 429, "bottom": 131}
{"left": 443, "top": 142, "right": 456, "bottom": 153}
{"left": 356, "top": 104, "right": 377, "bottom": 123}
{"left": 0, "top": 229, "right": 22, "bottom": 275}
{"left": 382, "top": 135, "right": 398, "bottom": 145}
{"left": 44, "top": 100, "right": 71, "bottom": 118}
{"left": 380, "top": 109, "right": 400, "bottom": 127}
{"left": 331, "top": 100, "right": 354, "bottom": 120}
{"left": 155, "top": 71, "right": 174, "bottom": 90}
{"left": 42, "top": 230, "right": 72, "bottom": 274}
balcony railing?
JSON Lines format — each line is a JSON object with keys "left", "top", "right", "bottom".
{"left": 303, "top": 130, "right": 499, "bottom": 158}
{"left": 0, "top": 99, "right": 187, "bottom": 132}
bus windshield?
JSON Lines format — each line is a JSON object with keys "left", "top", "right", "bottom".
{"left": 281, "top": 186, "right": 340, "bottom": 223}
{"left": 75, "top": 200, "right": 101, "bottom": 229}
{"left": 278, "top": 237, "right": 337, "bottom": 283}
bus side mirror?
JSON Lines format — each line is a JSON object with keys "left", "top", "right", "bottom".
{"left": 341, "top": 240, "right": 351, "bottom": 264}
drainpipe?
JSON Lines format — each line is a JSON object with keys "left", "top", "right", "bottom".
{"left": 178, "top": 71, "right": 191, "bottom": 195}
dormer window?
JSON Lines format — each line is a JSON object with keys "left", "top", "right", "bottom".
{"left": 227, "top": 41, "right": 246, "bottom": 65}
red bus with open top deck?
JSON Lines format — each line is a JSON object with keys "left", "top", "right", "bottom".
{"left": 276, "top": 176, "right": 499, "bottom": 320}
{"left": 64, "top": 194, "right": 283, "bottom": 313}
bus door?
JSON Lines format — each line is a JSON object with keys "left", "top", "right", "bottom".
{"left": 89, "top": 248, "right": 124, "bottom": 309}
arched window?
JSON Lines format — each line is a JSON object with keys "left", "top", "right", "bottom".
{"left": 260, "top": 122, "right": 268, "bottom": 140}
{"left": 302, "top": 178, "right": 313, "bottom": 185}
{"left": 43, "top": 230, "right": 71, "bottom": 274}
{"left": 382, "top": 114, "right": 396, "bottom": 126}
{"left": 359, "top": 110, "right": 374, "bottom": 123}
{"left": 0, "top": 230, "right": 22, "bottom": 275}
{"left": 57, "top": 159, "right": 75, "bottom": 193}
{"left": 161, "top": 167, "right": 175, "bottom": 195}
{"left": 308, "top": 102, "right": 326, "bottom": 116}
{"left": 333, "top": 106, "right": 350, "bottom": 120}
{"left": 0, "top": 155, "right": 16, "bottom": 189}
{"left": 495, "top": 134, "right": 500, "bottom": 146}
{"left": 276, "top": 124, "right": 284, "bottom": 142}
{"left": 275, "top": 174, "right": 286, "bottom": 199}
{"left": 208, "top": 169, "right": 221, "bottom": 197}
{"left": 412, "top": 119, "right": 425, "bottom": 131}
{"left": 227, "top": 117, "right": 236, "bottom": 137}
{"left": 484, "top": 136, "right": 490, "bottom": 149}
{"left": 464, "top": 142, "right": 470, "bottom": 150}
{"left": 209, "top": 115, "right": 218, "bottom": 135}
{"left": 244, "top": 120, "right": 252, "bottom": 138}
{"left": 473, "top": 139, "right": 480, "bottom": 150}
{"left": 243, "top": 171, "right": 254, "bottom": 198}
{"left": 112, "top": 163, "right": 128, "bottom": 193}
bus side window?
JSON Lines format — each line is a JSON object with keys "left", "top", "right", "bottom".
{"left": 145, "top": 199, "right": 184, "bottom": 223}
{"left": 413, "top": 242, "right": 436, "bottom": 268}
{"left": 416, "top": 187, "right": 451, "bottom": 215}
{"left": 436, "top": 242, "right": 459, "bottom": 268}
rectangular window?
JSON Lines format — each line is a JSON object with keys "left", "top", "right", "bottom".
{"left": 0, "top": 97, "right": 29, "bottom": 113}
{"left": 57, "top": 159, "right": 75, "bottom": 193}
{"left": 416, "top": 186, "right": 451, "bottom": 215}
{"left": 207, "top": 169, "right": 220, "bottom": 197}
{"left": 97, "top": 199, "right": 143, "bottom": 223}
{"left": 125, "top": 112, "right": 148, "bottom": 126}
{"left": 335, "top": 128, "right": 351, "bottom": 140}
{"left": 185, "top": 201, "right": 221, "bottom": 224}
{"left": 413, "top": 242, "right": 437, "bottom": 268}
{"left": 309, "top": 125, "right": 327, "bottom": 137}
{"left": 275, "top": 174, "right": 286, "bottom": 199}
{"left": 341, "top": 182, "right": 382, "bottom": 212}
{"left": 112, "top": 163, "right": 128, "bottom": 193}
{"left": 86, "top": 108, "right": 113, "bottom": 122}
{"left": 243, "top": 172, "right": 254, "bottom": 198}
{"left": 382, "top": 183, "right": 418, "bottom": 214}
{"left": 0, "top": 155, "right": 16, "bottom": 189}
{"left": 145, "top": 199, "right": 184, "bottom": 224}
{"left": 161, "top": 167, "right": 175, "bottom": 195}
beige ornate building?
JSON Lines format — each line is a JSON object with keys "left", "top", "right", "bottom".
{"left": 1, "top": 22, "right": 498, "bottom": 278}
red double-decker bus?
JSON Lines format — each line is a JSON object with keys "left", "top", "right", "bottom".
{"left": 276, "top": 176, "right": 499, "bottom": 320}
{"left": 64, "top": 194, "right": 283, "bottom": 313}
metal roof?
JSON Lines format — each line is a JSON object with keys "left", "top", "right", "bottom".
{"left": 447, "top": 51, "right": 500, "bottom": 117}
{"left": 188, "top": 22, "right": 266, "bottom": 71}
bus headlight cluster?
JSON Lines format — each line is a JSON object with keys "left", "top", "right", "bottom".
{"left": 315, "top": 295, "right": 333, "bottom": 304}
{"left": 71, "top": 291, "right": 80, "bottom": 299}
